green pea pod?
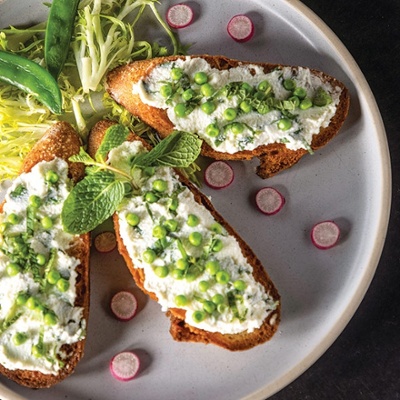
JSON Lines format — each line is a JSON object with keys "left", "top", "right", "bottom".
{"left": 45, "top": 0, "right": 80, "bottom": 80}
{"left": 0, "top": 50, "right": 62, "bottom": 114}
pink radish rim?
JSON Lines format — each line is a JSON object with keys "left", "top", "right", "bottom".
{"left": 227, "top": 14, "right": 254, "bottom": 42}
{"left": 110, "top": 351, "right": 140, "bottom": 381}
{"left": 110, "top": 290, "right": 138, "bottom": 321}
{"left": 204, "top": 161, "right": 234, "bottom": 189}
{"left": 255, "top": 187, "right": 285, "bottom": 215}
{"left": 311, "top": 220, "right": 340, "bottom": 249}
{"left": 166, "top": 4, "right": 194, "bottom": 29}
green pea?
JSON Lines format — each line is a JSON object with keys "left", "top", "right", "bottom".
{"left": 257, "top": 80, "right": 271, "bottom": 92}
{"left": 198, "top": 280, "right": 210, "bottom": 292}
{"left": 7, "top": 213, "right": 19, "bottom": 225}
{"left": 152, "top": 179, "right": 168, "bottom": 193}
{"left": 192, "top": 310, "right": 206, "bottom": 323}
{"left": 164, "top": 219, "right": 178, "bottom": 232}
{"left": 143, "top": 249, "right": 157, "bottom": 263}
{"left": 203, "top": 300, "right": 216, "bottom": 314}
{"left": 171, "top": 67, "right": 183, "bottom": 80}
{"left": 31, "top": 344, "right": 44, "bottom": 358}
{"left": 231, "top": 122, "right": 245, "bottom": 135}
{"left": 160, "top": 83, "right": 173, "bottom": 98}
{"left": 277, "top": 118, "right": 293, "bottom": 131}
{"left": 7, "top": 262, "right": 21, "bottom": 276}
{"left": 29, "top": 195, "right": 41, "bottom": 208}
{"left": 45, "top": 170, "right": 59, "bottom": 184}
{"left": 216, "top": 270, "right": 230, "bottom": 284}
{"left": 171, "top": 269, "right": 184, "bottom": 280}
{"left": 313, "top": 87, "right": 332, "bottom": 107}
{"left": 41, "top": 216, "right": 53, "bottom": 230}
{"left": 211, "top": 293, "right": 225, "bottom": 305}
{"left": 210, "top": 222, "right": 223, "bottom": 234}
{"left": 206, "top": 123, "right": 219, "bottom": 137}
{"left": 26, "top": 296, "right": 39, "bottom": 310}
{"left": 233, "top": 279, "right": 247, "bottom": 291}
{"left": 143, "top": 166, "right": 156, "bottom": 177}
{"left": 154, "top": 266, "right": 169, "bottom": 278}
{"left": 13, "top": 332, "right": 28, "bottom": 346}
{"left": 240, "top": 100, "right": 252, "bottom": 113}
{"left": 205, "top": 260, "right": 220, "bottom": 275}
{"left": 223, "top": 108, "right": 237, "bottom": 121}
{"left": 44, "top": 311, "right": 58, "bottom": 326}
{"left": 153, "top": 225, "right": 167, "bottom": 239}
{"left": 283, "top": 78, "right": 296, "bottom": 91}
{"left": 211, "top": 238, "right": 223, "bottom": 252}
{"left": 241, "top": 82, "right": 253, "bottom": 93}
{"left": 300, "top": 98, "right": 313, "bottom": 110}
{"left": 56, "top": 278, "right": 70, "bottom": 292}
{"left": 194, "top": 71, "right": 208, "bottom": 85}
{"left": 144, "top": 191, "right": 159, "bottom": 203}
{"left": 293, "top": 87, "right": 307, "bottom": 99}
{"left": 169, "top": 198, "right": 179, "bottom": 211}
{"left": 200, "top": 83, "right": 214, "bottom": 97}
{"left": 47, "top": 269, "right": 61, "bottom": 285}
{"left": 16, "top": 292, "right": 29, "bottom": 306}
{"left": 175, "top": 294, "right": 188, "bottom": 307}
{"left": 288, "top": 96, "right": 300, "bottom": 107}
{"left": 182, "top": 88, "right": 195, "bottom": 101}
{"left": 126, "top": 213, "right": 140, "bottom": 227}
{"left": 174, "top": 102, "right": 187, "bottom": 117}
{"left": 176, "top": 258, "right": 189, "bottom": 270}
{"left": 36, "top": 253, "right": 47, "bottom": 266}
{"left": 217, "top": 303, "right": 228, "bottom": 313}
{"left": 188, "top": 232, "right": 203, "bottom": 247}
{"left": 187, "top": 214, "right": 200, "bottom": 227}
{"left": 200, "top": 101, "right": 216, "bottom": 115}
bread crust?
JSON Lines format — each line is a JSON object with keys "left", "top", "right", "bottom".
{"left": 106, "top": 54, "right": 350, "bottom": 178}
{"left": 0, "top": 122, "right": 90, "bottom": 388}
{"left": 89, "top": 120, "right": 280, "bottom": 351}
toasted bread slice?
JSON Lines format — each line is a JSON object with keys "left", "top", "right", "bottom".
{"left": 88, "top": 120, "right": 280, "bottom": 351}
{"left": 0, "top": 122, "right": 90, "bottom": 388}
{"left": 106, "top": 54, "right": 350, "bottom": 178}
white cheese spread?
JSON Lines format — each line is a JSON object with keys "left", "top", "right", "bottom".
{"left": 110, "top": 142, "right": 278, "bottom": 335}
{"left": 134, "top": 57, "right": 342, "bottom": 152}
{"left": 0, "top": 158, "right": 85, "bottom": 375}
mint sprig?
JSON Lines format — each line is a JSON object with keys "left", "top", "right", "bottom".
{"left": 61, "top": 126, "right": 202, "bottom": 234}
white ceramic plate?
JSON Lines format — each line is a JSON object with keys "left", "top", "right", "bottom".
{"left": 0, "top": 1, "right": 391, "bottom": 399}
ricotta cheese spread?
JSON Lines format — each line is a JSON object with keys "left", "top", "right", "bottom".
{"left": 0, "top": 158, "right": 85, "bottom": 375}
{"left": 134, "top": 57, "right": 342, "bottom": 153}
{"left": 110, "top": 141, "right": 278, "bottom": 335}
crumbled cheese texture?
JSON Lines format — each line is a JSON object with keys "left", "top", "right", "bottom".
{"left": 110, "top": 141, "right": 278, "bottom": 334}
{"left": 134, "top": 57, "right": 342, "bottom": 153}
{"left": 0, "top": 158, "right": 85, "bottom": 375}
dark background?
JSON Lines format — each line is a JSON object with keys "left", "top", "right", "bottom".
{"left": 271, "top": 1, "right": 400, "bottom": 399}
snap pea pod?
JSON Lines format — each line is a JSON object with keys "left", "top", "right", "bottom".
{"left": 0, "top": 50, "right": 62, "bottom": 114}
{"left": 45, "top": 0, "right": 80, "bottom": 80}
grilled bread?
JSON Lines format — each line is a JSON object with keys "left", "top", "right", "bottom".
{"left": 106, "top": 54, "right": 350, "bottom": 178}
{"left": 0, "top": 122, "right": 89, "bottom": 388}
{"left": 88, "top": 120, "right": 280, "bottom": 351}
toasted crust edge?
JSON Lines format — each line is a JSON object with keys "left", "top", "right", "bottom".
{"left": 0, "top": 122, "right": 90, "bottom": 388}
{"left": 106, "top": 54, "right": 350, "bottom": 178}
{"left": 89, "top": 120, "right": 280, "bottom": 351}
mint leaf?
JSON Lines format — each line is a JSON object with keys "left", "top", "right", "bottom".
{"left": 61, "top": 170, "right": 125, "bottom": 234}
{"left": 69, "top": 147, "right": 95, "bottom": 165}
{"left": 133, "top": 131, "right": 202, "bottom": 168}
{"left": 95, "top": 124, "right": 130, "bottom": 161}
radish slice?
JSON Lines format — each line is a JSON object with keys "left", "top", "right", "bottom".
{"left": 94, "top": 231, "right": 117, "bottom": 253}
{"left": 204, "top": 161, "right": 234, "bottom": 189}
{"left": 166, "top": 4, "right": 194, "bottom": 29}
{"left": 111, "top": 291, "right": 138, "bottom": 321}
{"left": 311, "top": 221, "right": 340, "bottom": 249}
{"left": 110, "top": 351, "right": 140, "bottom": 381}
{"left": 227, "top": 14, "right": 254, "bottom": 42}
{"left": 255, "top": 187, "right": 285, "bottom": 215}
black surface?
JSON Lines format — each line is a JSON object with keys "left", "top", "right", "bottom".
{"left": 270, "top": 1, "right": 400, "bottom": 399}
